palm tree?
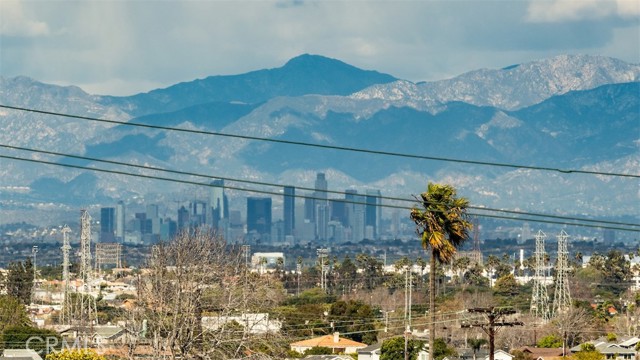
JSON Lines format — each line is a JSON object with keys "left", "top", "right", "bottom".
{"left": 410, "top": 182, "right": 472, "bottom": 359}
{"left": 468, "top": 338, "right": 488, "bottom": 360}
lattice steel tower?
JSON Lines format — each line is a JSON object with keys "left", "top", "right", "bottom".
{"left": 80, "top": 210, "right": 93, "bottom": 293}
{"left": 60, "top": 225, "right": 72, "bottom": 325}
{"left": 552, "top": 230, "right": 572, "bottom": 316}
{"left": 530, "top": 230, "right": 550, "bottom": 321}
{"left": 77, "top": 210, "right": 98, "bottom": 331}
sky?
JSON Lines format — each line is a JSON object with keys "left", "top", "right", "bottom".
{"left": 1, "top": 0, "right": 638, "bottom": 96}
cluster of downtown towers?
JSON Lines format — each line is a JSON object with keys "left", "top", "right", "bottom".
{"left": 98, "top": 173, "right": 384, "bottom": 245}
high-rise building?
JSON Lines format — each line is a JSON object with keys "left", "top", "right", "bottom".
{"left": 365, "top": 190, "right": 382, "bottom": 239}
{"left": 177, "top": 206, "right": 190, "bottom": 232}
{"left": 115, "top": 201, "right": 125, "bottom": 242}
{"left": 146, "top": 204, "right": 161, "bottom": 235}
{"left": 330, "top": 199, "right": 347, "bottom": 225}
{"left": 209, "top": 179, "right": 228, "bottom": 227}
{"left": 304, "top": 196, "right": 316, "bottom": 222}
{"left": 344, "top": 189, "right": 358, "bottom": 237}
{"left": 100, "top": 207, "right": 115, "bottom": 242}
{"left": 316, "top": 203, "right": 329, "bottom": 240}
{"left": 191, "top": 201, "right": 207, "bottom": 227}
{"left": 146, "top": 204, "right": 158, "bottom": 219}
{"left": 315, "top": 173, "right": 328, "bottom": 201}
{"left": 284, "top": 186, "right": 295, "bottom": 237}
{"left": 247, "top": 197, "right": 272, "bottom": 237}
{"left": 347, "top": 192, "right": 366, "bottom": 242}
{"left": 160, "top": 219, "right": 177, "bottom": 241}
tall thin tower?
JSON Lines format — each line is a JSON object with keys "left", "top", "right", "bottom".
{"left": 80, "top": 210, "right": 92, "bottom": 293}
{"left": 552, "top": 230, "right": 572, "bottom": 316}
{"left": 60, "top": 225, "right": 72, "bottom": 325}
{"left": 77, "top": 210, "right": 98, "bottom": 331}
{"left": 530, "top": 230, "right": 550, "bottom": 321}
{"left": 471, "top": 216, "right": 483, "bottom": 266}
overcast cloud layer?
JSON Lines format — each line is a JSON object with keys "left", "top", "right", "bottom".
{"left": 1, "top": 0, "right": 638, "bottom": 96}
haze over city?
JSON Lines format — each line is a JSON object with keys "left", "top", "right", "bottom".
{"left": 0, "top": 1, "right": 639, "bottom": 360}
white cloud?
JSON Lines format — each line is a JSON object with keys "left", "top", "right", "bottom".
{"left": 0, "top": 1, "right": 49, "bottom": 36}
{"left": 1, "top": 1, "right": 638, "bottom": 95}
{"left": 526, "top": 0, "right": 640, "bottom": 22}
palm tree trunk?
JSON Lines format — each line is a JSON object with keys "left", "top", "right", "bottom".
{"left": 429, "top": 250, "right": 436, "bottom": 360}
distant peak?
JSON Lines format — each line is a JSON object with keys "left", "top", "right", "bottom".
{"left": 283, "top": 54, "right": 348, "bottom": 68}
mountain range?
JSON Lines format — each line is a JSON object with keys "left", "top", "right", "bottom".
{"left": 0, "top": 54, "right": 638, "bottom": 225}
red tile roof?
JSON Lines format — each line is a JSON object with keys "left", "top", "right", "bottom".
{"left": 290, "top": 334, "right": 367, "bottom": 349}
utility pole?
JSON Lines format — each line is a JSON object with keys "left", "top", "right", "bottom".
{"left": 380, "top": 309, "right": 394, "bottom": 333}
{"left": 404, "top": 325, "right": 410, "bottom": 360}
{"left": 242, "top": 244, "right": 250, "bottom": 339}
{"left": 462, "top": 307, "right": 524, "bottom": 360}
{"left": 317, "top": 248, "right": 328, "bottom": 291}
{"left": 296, "top": 262, "right": 302, "bottom": 296}
{"left": 409, "top": 267, "right": 412, "bottom": 328}
{"left": 31, "top": 245, "right": 38, "bottom": 304}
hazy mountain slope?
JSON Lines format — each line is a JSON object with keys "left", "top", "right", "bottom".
{"left": 97, "top": 54, "right": 397, "bottom": 117}
{"left": 236, "top": 82, "right": 638, "bottom": 182}
{"left": 1, "top": 55, "right": 638, "bottom": 218}
{"left": 0, "top": 76, "right": 132, "bottom": 186}
{"left": 511, "top": 82, "right": 640, "bottom": 166}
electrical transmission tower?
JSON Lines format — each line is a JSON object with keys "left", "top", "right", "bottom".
{"left": 76, "top": 210, "right": 98, "bottom": 334}
{"left": 530, "top": 230, "right": 550, "bottom": 321}
{"left": 60, "top": 225, "right": 72, "bottom": 325}
{"left": 552, "top": 230, "right": 572, "bottom": 317}
{"left": 455, "top": 216, "right": 483, "bottom": 268}
{"left": 80, "top": 210, "right": 93, "bottom": 293}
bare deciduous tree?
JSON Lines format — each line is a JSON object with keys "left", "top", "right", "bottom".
{"left": 132, "top": 229, "right": 288, "bottom": 360}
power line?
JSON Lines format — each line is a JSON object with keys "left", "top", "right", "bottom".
{"left": 1, "top": 153, "right": 639, "bottom": 232}
{"left": 1, "top": 104, "right": 638, "bottom": 179}
{"left": 1, "top": 145, "right": 638, "bottom": 231}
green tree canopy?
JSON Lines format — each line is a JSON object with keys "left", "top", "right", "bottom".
{"left": 433, "top": 338, "right": 457, "bottom": 360}
{"left": 537, "top": 334, "right": 563, "bottom": 348}
{"left": 0, "top": 295, "right": 30, "bottom": 334}
{"left": 6, "top": 259, "right": 34, "bottom": 304}
{"left": 2, "top": 325, "right": 60, "bottom": 354}
{"left": 329, "top": 300, "right": 377, "bottom": 344}
{"left": 46, "top": 350, "right": 106, "bottom": 360}
{"left": 303, "top": 346, "right": 333, "bottom": 355}
{"left": 571, "top": 343, "right": 604, "bottom": 360}
{"left": 381, "top": 336, "right": 425, "bottom": 360}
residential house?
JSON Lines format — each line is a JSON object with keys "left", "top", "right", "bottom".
{"left": 290, "top": 332, "right": 368, "bottom": 355}
{"left": 202, "top": 313, "right": 281, "bottom": 334}
{"left": 515, "top": 346, "right": 565, "bottom": 360}
{"left": 570, "top": 340, "right": 637, "bottom": 360}
{"left": 443, "top": 349, "right": 514, "bottom": 360}
{"left": 303, "top": 355, "right": 354, "bottom": 360}
{"left": 59, "top": 325, "right": 135, "bottom": 346}
{"left": 357, "top": 343, "right": 381, "bottom": 360}
{"left": 1, "top": 349, "right": 43, "bottom": 360}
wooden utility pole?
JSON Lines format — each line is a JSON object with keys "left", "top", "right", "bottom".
{"left": 461, "top": 307, "right": 524, "bottom": 360}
